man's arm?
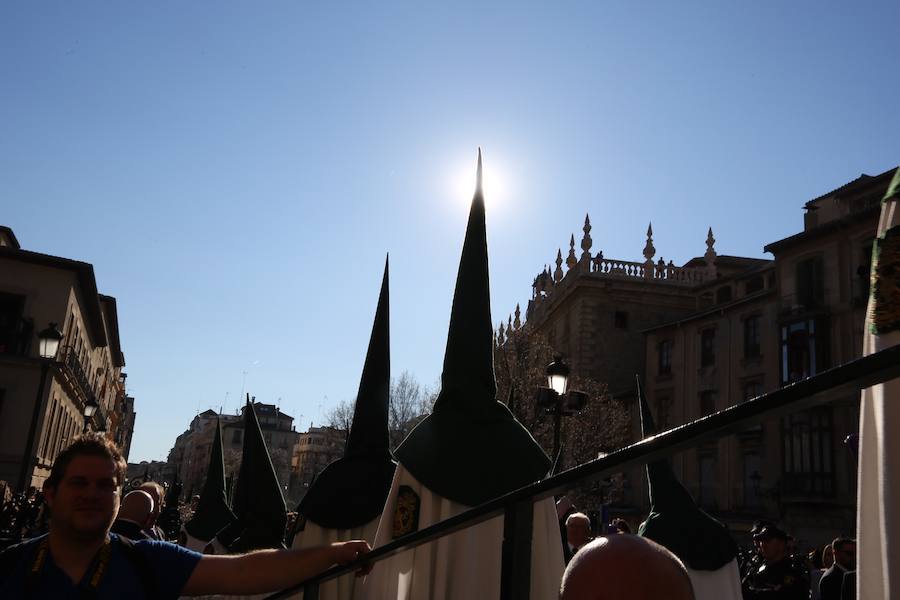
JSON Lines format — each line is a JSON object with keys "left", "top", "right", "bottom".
{"left": 181, "top": 540, "right": 370, "bottom": 596}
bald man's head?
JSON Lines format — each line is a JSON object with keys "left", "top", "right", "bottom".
{"left": 117, "top": 490, "right": 155, "bottom": 528}
{"left": 560, "top": 535, "right": 694, "bottom": 600}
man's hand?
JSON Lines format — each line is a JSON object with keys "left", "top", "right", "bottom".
{"left": 331, "top": 540, "right": 372, "bottom": 576}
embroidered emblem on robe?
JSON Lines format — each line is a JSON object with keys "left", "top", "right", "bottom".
{"left": 392, "top": 485, "right": 420, "bottom": 539}
{"left": 870, "top": 226, "right": 900, "bottom": 334}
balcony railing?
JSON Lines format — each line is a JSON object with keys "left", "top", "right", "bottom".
{"left": 266, "top": 342, "right": 900, "bottom": 600}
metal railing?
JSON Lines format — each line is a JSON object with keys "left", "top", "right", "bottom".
{"left": 267, "top": 343, "right": 900, "bottom": 600}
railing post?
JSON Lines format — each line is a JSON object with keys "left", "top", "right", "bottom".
{"left": 303, "top": 582, "right": 319, "bottom": 600}
{"left": 499, "top": 498, "right": 533, "bottom": 600}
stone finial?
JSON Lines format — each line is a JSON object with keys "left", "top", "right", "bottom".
{"left": 566, "top": 234, "right": 578, "bottom": 269}
{"left": 514, "top": 304, "right": 521, "bottom": 330}
{"left": 705, "top": 227, "right": 717, "bottom": 260}
{"left": 497, "top": 321, "right": 505, "bottom": 345}
{"left": 704, "top": 227, "right": 717, "bottom": 277}
{"left": 508, "top": 315, "right": 513, "bottom": 335}
{"left": 581, "top": 214, "right": 593, "bottom": 262}
{"left": 554, "top": 249, "right": 564, "bottom": 282}
{"left": 643, "top": 222, "right": 656, "bottom": 261}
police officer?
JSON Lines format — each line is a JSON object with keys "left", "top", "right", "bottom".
{"left": 742, "top": 525, "right": 809, "bottom": 599}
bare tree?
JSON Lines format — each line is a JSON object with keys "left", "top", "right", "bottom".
{"left": 323, "top": 401, "right": 353, "bottom": 442}
{"left": 323, "top": 370, "right": 437, "bottom": 452}
{"left": 495, "top": 330, "right": 629, "bottom": 510}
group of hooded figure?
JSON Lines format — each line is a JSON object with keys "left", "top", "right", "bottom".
{"left": 178, "top": 150, "right": 745, "bottom": 600}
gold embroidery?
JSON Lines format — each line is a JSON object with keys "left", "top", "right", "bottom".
{"left": 392, "top": 486, "right": 420, "bottom": 539}
{"left": 870, "top": 226, "right": 900, "bottom": 334}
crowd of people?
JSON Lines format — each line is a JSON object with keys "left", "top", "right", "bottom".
{"left": 0, "top": 487, "right": 48, "bottom": 546}
{"left": 0, "top": 437, "right": 855, "bottom": 600}
{"left": 556, "top": 504, "right": 857, "bottom": 600}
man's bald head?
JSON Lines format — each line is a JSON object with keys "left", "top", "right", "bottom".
{"left": 560, "top": 535, "right": 694, "bottom": 600}
{"left": 118, "top": 490, "right": 155, "bottom": 528}
{"left": 138, "top": 482, "right": 164, "bottom": 524}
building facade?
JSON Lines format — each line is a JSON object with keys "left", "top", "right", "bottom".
{"left": 0, "top": 226, "right": 133, "bottom": 490}
{"left": 507, "top": 167, "right": 894, "bottom": 546}
{"left": 167, "top": 403, "right": 302, "bottom": 504}
{"left": 289, "top": 425, "right": 346, "bottom": 503}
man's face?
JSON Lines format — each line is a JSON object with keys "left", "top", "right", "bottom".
{"left": 834, "top": 543, "right": 856, "bottom": 570}
{"left": 44, "top": 455, "right": 119, "bottom": 540}
{"left": 567, "top": 520, "right": 591, "bottom": 549}
{"left": 758, "top": 536, "right": 786, "bottom": 563}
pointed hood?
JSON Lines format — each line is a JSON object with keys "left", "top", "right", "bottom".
{"left": 226, "top": 398, "right": 287, "bottom": 552}
{"left": 435, "top": 147, "right": 496, "bottom": 410}
{"left": 184, "top": 418, "right": 237, "bottom": 541}
{"left": 298, "top": 258, "right": 396, "bottom": 529}
{"left": 394, "top": 149, "right": 550, "bottom": 507}
{"left": 635, "top": 376, "right": 737, "bottom": 571}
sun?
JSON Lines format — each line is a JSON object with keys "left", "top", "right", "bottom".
{"left": 447, "top": 151, "right": 509, "bottom": 214}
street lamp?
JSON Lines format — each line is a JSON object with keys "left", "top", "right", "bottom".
{"left": 37, "top": 323, "right": 63, "bottom": 359}
{"left": 536, "top": 354, "right": 588, "bottom": 469}
{"left": 83, "top": 397, "right": 99, "bottom": 433}
{"left": 546, "top": 355, "right": 570, "bottom": 396}
{"left": 17, "top": 323, "right": 63, "bottom": 492}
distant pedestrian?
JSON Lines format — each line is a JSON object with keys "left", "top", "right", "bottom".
{"left": 564, "top": 513, "right": 592, "bottom": 564}
{"left": 819, "top": 537, "right": 855, "bottom": 600}
{"left": 138, "top": 482, "right": 165, "bottom": 540}
{"left": 741, "top": 525, "right": 808, "bottom": 599}
{"left": 110, "top": 490, "right": 155, "bottom": 541}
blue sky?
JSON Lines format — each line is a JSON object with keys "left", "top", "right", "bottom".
{"left": 2, "top": 2, "right": 897, "bottom": 462}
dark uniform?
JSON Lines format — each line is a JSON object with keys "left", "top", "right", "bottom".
{"left": 741, "top": 525, "right": 808, "bottom": 600}
{"left": 742, "top": 556, "right": 809, "bottom": 599}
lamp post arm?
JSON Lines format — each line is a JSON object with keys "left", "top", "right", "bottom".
{"left": 18, "top": 361, "right": 51, "bottom": 493}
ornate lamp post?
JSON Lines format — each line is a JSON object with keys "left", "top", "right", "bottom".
{"left": 536, "top": 354, "right": 588, "bottom": 467}
{"left": 17, "top": 323, "right": 63, "bottom": 492}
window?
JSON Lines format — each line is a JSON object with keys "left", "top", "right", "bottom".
{"left": 700, "top": 391, "right": 716, "bottom": 416}
{"left": 781, "top": 319, "right": 830, "bottom": 384}
{"left": 856, "top": 240, "right": 874, "bottom": 303}
{"left": 796, "top": 256, "right": 824, "bottom": 308}
{"left": 698, "top": 454, "right": 717, "bottom": 509}
{"left": 655, "top": 397, "right": 670, "bottom": 431}
{"left": 614, "top": 311, "right": 628, "bottom": 329}
{"left": 700, "top": 328, "right": 716, "bottom": 366}
{"left": 743, "top": 315, "right": 761, "bottom": 358}
{"left": 745, "top": 276, "right": 764, "bottom": 295}
{"left": 658, "top": 340, "right": 672, "bottom": 375}
{"left": 742, "top": 452, "right": 761, "bottom": 507}
{"left": 232, "top": 430, "right": 242, "bottom": 444}
{"left": 716, "top": 286, "right": 732, "bottom": 304}
{"left": 0, "top": 293, "right": 26, "bottom": 355}
{"left": 782, "top": 407, "right": 834, "bottom": 497}
{"left": 743, "top": 381, "right": 763, "bottom": 403}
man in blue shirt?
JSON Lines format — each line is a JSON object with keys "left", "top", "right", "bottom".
{"left": 0, "top": 433, "right": 370, "bottom": 599}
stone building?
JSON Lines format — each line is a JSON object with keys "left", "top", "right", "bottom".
{"left": 505, "top": 167, "right": 894, "bottom": 546}
{"left": 167, "top": 402, "right": 301, "bottom": 503}
{"left": 289, "top": 425, "right": 346, "bottom": 503}
{"left": 0, "top": 225, "right": 133, "bottom": 490}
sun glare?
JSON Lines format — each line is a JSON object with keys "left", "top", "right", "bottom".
{"left": 447, "top": 153, "right": 509, "bottom": 215}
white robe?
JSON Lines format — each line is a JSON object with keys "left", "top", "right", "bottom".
{"left": 354, "top": 465, "right": 564, "bottom": 600}
{"left": 856, "top": 190, "right": 899, "bottom": 600}
{"left": 183, "top": 528, "right": 211, "bottom": 553}
{"left": 285, "top": 517, "right": 380, "bottom": 600}
{"left": 685, "top": 558, "right": 742, "bottom": 600}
